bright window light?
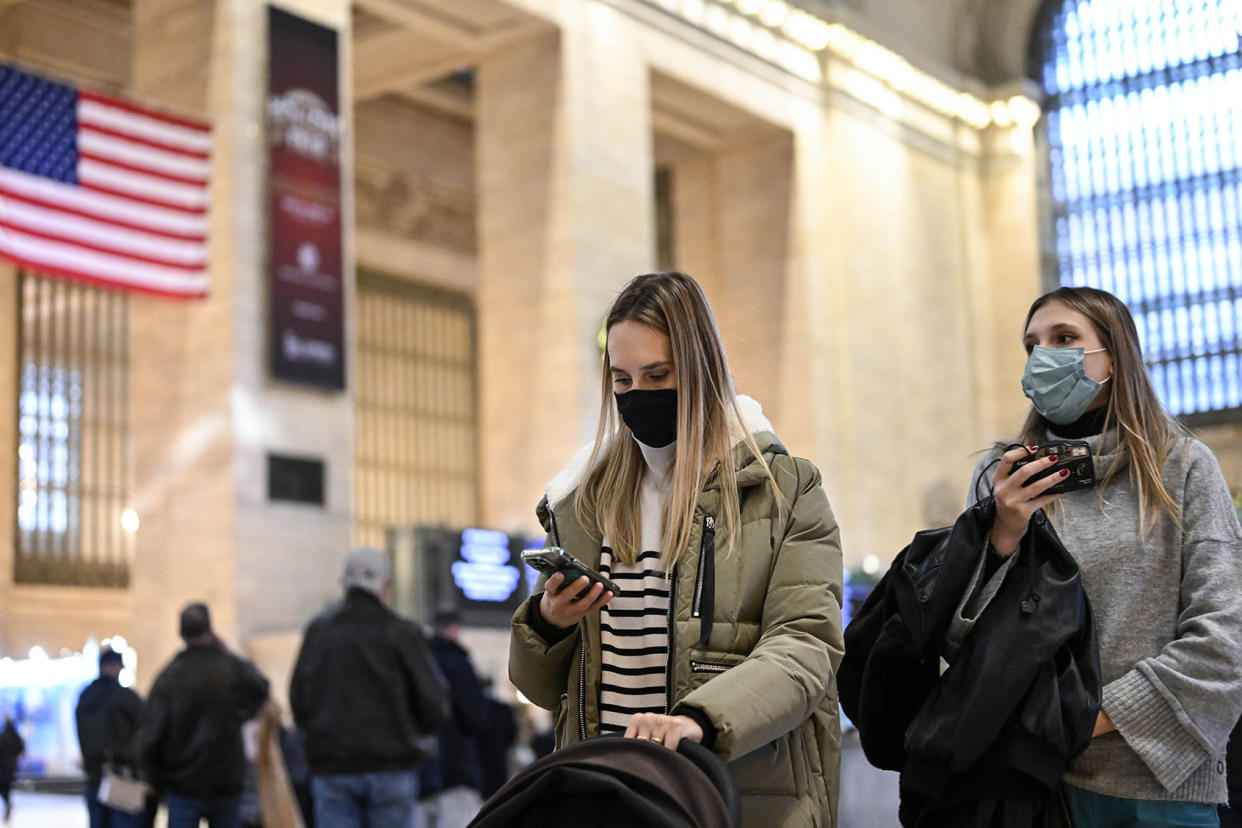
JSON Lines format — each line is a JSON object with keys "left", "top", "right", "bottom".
{"left": 1035, "top": 0, "right": 1242, "bottom": 418}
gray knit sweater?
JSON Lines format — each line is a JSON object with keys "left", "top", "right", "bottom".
{"left": 967, "top": 430, "right": 1242, "bottom": 803}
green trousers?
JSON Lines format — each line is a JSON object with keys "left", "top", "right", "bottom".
{"left": 1063, "top": 783, "right": 1220, "bottom": 828}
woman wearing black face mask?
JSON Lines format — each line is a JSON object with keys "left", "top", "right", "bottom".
{"left": 508, "top": 271, "right": 846, "bottom": 827}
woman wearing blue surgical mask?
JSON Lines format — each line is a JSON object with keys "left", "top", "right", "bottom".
{"left": 967, "top": 286, "right": 1242, "bottom": 827}
{"left": 508, "top": 271, "right": 845, "bottom": 826}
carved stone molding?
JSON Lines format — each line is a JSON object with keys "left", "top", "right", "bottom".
{"left": 355, "top": 159, "right": 475, "bottom": 254}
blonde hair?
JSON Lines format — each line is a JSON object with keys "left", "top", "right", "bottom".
{"left": 576, "top": 272, "right": 778, "bottom": 567}
{"left": 1017, "top": 286, "right": 1187, "bottom": 530}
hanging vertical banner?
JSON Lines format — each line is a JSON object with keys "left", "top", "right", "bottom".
{"left": 267, "top": 6, "right": 345, "bottom": 389}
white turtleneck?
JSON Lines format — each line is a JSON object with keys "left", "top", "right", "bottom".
{"left": 596, "top": 438, "right": 675, "bottom": 734}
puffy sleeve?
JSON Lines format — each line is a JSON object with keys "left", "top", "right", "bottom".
{"left": 676, "top": 456, "right": 844, "bottom": 761}
{"left": 1104, "top": 439, "right": 1242, "bottom": 792}
{"left": 508, "top": 498, "right": 580, "bottom": 711}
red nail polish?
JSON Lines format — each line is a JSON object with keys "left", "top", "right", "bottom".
{"left": 1059, "top": 469, "right": 1070, "bottom": 477}
{"left": 1028, "top": 445, "right": 1039, "bottom": 452}
{"left": 1048, "top": 454, "right": 1058, "bottom": 462}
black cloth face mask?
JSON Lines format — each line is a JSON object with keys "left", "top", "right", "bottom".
{"left": 614, "top": 388, "right": 678, "bottom": 448}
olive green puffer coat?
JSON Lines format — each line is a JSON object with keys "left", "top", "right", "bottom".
{"left": 509, "top": 398, "right": 844, "bottom": 827}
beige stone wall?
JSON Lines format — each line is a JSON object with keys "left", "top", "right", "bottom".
{"left": 0, "top": 0, "right": 136, "bottom": 660}
{"left": 125, "top": 0, "right": 239, "bottom": 686}
{"left": 355, "top": 95, "right": 475, "bottom": 255}
{"left": 230, "top": 0, "right": 354, "bottom": 683}
{"left": 0, "top": 262, "right": 14, "bottom": 653}
{"left": 126, "top": 0, "right": 356, "bottom": 688}
{"left": 475, "top": 14, "right": 656, "bottom": 535}
{"left": 0, "top": 0, "right": 130, "bottom": 93}
{"left": 791, "top": 109, "right": 1040, "bottom": 563}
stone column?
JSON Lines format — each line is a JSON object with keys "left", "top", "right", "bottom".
{"left": 127, "top": 0, "right": 235, "bottom": 688}
{"left": 665, "top": 131, "right": 797, "bottom": 435}
{"left": 0, "top": 260, "right": 16, "bottom": 653}
{"left": 763, "top": 104, "right": 1044, "bottom": 568}
{"left": 128, "top": 0, "right": 354, "bottom": 693}
{"left": 711, "top": 132, "right": 795, "bottom": 419}
{"left": 973, "top": 127, "right": 1044, "bottom": 440}
{"left": 476, "top": 7, "right": 654, "bottom": 534}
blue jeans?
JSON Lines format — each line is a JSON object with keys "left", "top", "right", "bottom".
{"left": 1064, "top": 783, "right": 1221, "bottom": 828}
{"left": 312, "top": 770, "right": 420, "bottom": 828}
{"left": 85, "top": 785, "right": 142, "bottom": 828}
{"left": 165, "top": 791, "right": 242, "bottom": 828}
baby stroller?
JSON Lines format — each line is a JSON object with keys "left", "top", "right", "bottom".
{"left": 469, "top": 735, "right": 741, "bottom": 828}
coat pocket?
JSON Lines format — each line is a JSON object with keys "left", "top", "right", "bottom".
{"left": 684, "top": 650, "right": 746, "bottom": 691}
{"left": 729, "top": 729, "right": 802, "bottom": 797}
{"left": 689, "top": 659, "right": 734, "bottom": 675}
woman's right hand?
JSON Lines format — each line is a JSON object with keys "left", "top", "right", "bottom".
{"left": 537, "top": 572, "right": 614, "bottom": 629}
{"left": 989, "top": 445, "right": 1067, "bottom": 557}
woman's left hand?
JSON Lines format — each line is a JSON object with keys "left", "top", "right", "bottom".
{"left": 624, "top": 712, "right": 703, "bottom": 751}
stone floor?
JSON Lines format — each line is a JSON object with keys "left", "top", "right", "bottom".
{"left": 7, "top": 790, "right": 90, "bottom": 828}
{"left": 838, "top": 726, "right": 901, "bottom": 828}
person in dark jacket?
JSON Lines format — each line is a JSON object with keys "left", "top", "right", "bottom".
{"left": 419, "top": 607, "right": 488, "bottom": 828}
{"left": 475, "top": 681, "right": 517, "bottom": 799}
{"left": 0, "top": 715, "right": 23, "bottom": 823}
{"left": 290, "top": 547, "right": 449, "bottom": 828}
{"left": 76, "top": 648, "right": 144, "bottom": 828}
{"left": 139, "top": 602, "right": 270, "bottom": 828}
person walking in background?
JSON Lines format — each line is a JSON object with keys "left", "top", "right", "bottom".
{"left": 962, "top": 287, "right": 1242, "bottom": 826}
{"left": 139, "top": 602, "right": 271, "bottom": 828}
{"left": 508, "top": 271, "right": 845, "bottom": 826}
{"left": 290, "top": 547, "right": 449, "bottom": 828}
{"left": 475, "top": 679, "right": 517, "bottom": 800}
{"left": 419, "top": 607, "right": 487, "bottom": 828}
{"left": 76, "top": 647, "right": 143, "bottom": 828}
{"left": 0, "top": 715, "right": 23, "bottom": 824}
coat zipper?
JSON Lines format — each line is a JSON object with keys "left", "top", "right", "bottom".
{"left": 664, "top": 564, "right": 677, "bottom": 715}
{"left": 692, "top": 516, "right": 715, "bottom": 617}
{"left": 577, "top": 618, "right": 587, "bottom": 742}
{"left": 694, "top": 516, "right": 716, "bottom": 648}
{"left": 690, "top": 660, "right": 732, "bottom": 674}
{"left": 548, "top": 501, "right": 587, "bottom": 742}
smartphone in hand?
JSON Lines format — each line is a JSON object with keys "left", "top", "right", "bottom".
{"left": 521, "top": 547, "right": 622, "bottom": 600}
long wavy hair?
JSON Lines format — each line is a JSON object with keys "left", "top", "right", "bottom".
{"left": 1016, "top": 286, "right": 1186, "bottom": 529}
{"left": 575, "top": 272, "right": 778, "bottom": 567}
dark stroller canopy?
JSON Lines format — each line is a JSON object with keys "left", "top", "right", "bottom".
{"left": 469, "top": 735, "right": 741, "bottom": 828}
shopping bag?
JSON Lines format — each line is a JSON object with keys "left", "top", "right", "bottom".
{"left": 98, "top": 766, "right": 147, "bottom": 814}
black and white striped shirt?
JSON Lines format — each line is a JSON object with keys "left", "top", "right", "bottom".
{"left": 597, "top": 439, "right": 674, "bottom": 735}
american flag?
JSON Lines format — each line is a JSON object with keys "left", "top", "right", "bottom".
{"left": 0, "top": 64, "right": 211, "bottom": 298}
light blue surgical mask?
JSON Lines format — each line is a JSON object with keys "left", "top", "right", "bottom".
{"left": 1021, "top": 345, "right": 1110, "bottom": 425}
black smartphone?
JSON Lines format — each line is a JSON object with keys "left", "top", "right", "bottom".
{"left": 521, "top": 547, "right": 622, "bottom": 600}
{"left": 1011, "top": 440, "right": 1095, "bottom": 494}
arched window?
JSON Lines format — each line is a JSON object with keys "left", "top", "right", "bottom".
{"left": 1031, "top": 0, "right": 1242, "bottom": 421}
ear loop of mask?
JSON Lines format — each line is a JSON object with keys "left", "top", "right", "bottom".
{"left": 1083, "top": 346, "right": 1112, "bottom": 384}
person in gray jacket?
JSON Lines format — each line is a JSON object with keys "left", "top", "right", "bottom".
{"left": 967, "top": 286, "right": 1242, "bottom": 827}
